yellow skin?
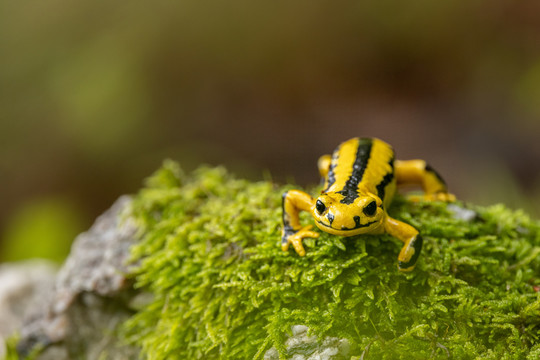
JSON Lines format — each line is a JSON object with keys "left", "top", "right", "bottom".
{"left": 281, "top": 137, "right": 455, "bottom": 271}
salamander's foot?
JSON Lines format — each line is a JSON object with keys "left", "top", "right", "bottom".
{"left": 408, "top": 192, "right": 456, "bottom": 203}
{"left": 397, "top": 234, "right": 423, "bottom": 272}
{"left": 281, "top": 225, "right": 320, "bottom": 256}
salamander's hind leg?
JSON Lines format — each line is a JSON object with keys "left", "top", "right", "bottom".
{"left": 395, "top": 159, "right": 455, "bottom": 201}
{"left": 282, "top": 190, "right": 319, "bottom": 256}
{"left": 317, "top": 154, "right": 332, "bottom": 179}
{"left": 384, "top": 216, "right": 423, "bottom": 272}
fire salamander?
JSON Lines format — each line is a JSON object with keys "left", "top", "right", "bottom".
{"left": 281, "top": 137, "right": 455, "bottom": 271}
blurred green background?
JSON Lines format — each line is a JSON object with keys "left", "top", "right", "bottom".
{"left": 1, "top": 0, "right": 540, "bottom": 263}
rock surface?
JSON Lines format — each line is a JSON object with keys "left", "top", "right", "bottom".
{"left": 6, "top": 194, "right": 351, "bottom": 360}
{"left": 15, "top": 196, "right": 140, "bottom": 360}
{"left": 264, "top": 325, "right": 351, "bottom": 360}
{"left": 7, "top": 186, "right": 514, "bottom": 359}
{"left": 0, "top": 260, "right": 57, "bottom": 359}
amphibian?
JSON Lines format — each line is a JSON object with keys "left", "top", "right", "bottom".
{"left": 281, "top": 137, "right": 455, "bottom": 271}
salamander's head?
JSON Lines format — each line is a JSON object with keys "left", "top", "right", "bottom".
{"left": 311, "top": 192, "right": 384, "bottom": 236}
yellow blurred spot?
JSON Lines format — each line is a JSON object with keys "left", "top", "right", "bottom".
{"left": 1, "top": 197, "right": 85, "bottom": 263}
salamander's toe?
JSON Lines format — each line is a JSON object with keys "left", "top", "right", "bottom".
{"left": 430, "top": 192, "right": 456, "bottom": 202}
{"left": 290, "top": 238, "right": 306, "bottom": 256}
{"left": 282, "top": 226, "right": 320, "bottom": 256}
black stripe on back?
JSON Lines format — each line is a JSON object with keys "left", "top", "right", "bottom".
{"left": 338, "top": 138, "right": 373, "bottom": 204}
{"left": 375, "top": 157, "right": 395, "bottom": 203}
{"left": 323, "top": 153, "right": 338, "bottom": 192}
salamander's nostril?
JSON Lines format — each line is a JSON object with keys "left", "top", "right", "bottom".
{"left": 327, "top": 213, "right": 334, "bottom": 225}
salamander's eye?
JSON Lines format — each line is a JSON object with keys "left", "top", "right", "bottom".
{"left": 363, "top": 201, "right": 377, "bottom": 216}
{"left": 315, "top": 199, "right": 326, "bottom": 214}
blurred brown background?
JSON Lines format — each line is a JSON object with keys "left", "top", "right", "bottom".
{"left": 1, "top": 0, "right": 540, "bottom": 262}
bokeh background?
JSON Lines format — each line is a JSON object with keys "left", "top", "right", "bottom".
{"left": 1, "top": 0, "right": 540, "bottom": 263}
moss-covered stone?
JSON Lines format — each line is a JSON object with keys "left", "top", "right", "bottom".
{"left": 122, "top": 161, "right": 540, "bottom": 359}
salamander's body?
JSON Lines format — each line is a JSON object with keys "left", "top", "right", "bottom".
{"left": 281, "top": 137, "right": 455, "bottom": 271}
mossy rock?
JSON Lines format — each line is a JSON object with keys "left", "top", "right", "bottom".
{"left": 121, "top": 161, "right": 540, "bottom": 359}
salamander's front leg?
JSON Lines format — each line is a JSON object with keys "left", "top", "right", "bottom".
{"left": 395, "top": 160, "right": 455, "bottom": 202}
{"left": 384, "top": 216, "right": 423, "bottom": 272}
{"left": 282, "top": 190, "right": 319, "bottom": 256}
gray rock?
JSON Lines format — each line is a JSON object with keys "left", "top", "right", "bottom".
{"left": 264, "top": 325, "right": 351, "bottom": 360}
{"left": 16, "top": 196, "right": 141, "bottom": 360}
{"left": 9, "top": 195, "right": 350, "bottom": 360}
{"left": 447, "top": 204, "right": 477, "bottom": 222}
{"left": 0, "top": 260, "right": 57, "bottom": 359}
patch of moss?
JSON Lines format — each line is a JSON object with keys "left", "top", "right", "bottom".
{"left": 122, "top": 161, "right": 540, "bottom": 359}
{"left": 4, "top": 335, "right": 40, "bottom": 360}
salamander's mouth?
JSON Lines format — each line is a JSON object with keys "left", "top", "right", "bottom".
{"left": 316, "top": 219, "right": 377, "bottom": 231}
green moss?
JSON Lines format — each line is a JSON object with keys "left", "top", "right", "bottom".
{"left": 122, "top": 161, "right": 540, "bottom": 359}
{"left": 4, "top": 335, "right": 40, "bottom": 360}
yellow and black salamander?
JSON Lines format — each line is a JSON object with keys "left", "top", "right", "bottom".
{"left": 281, "top": 137, "right": 455, "bottom": 271}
